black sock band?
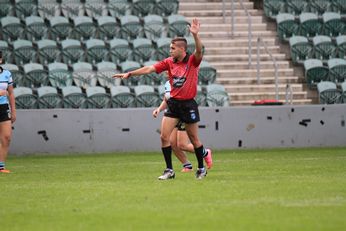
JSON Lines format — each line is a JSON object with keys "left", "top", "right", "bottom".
{"left": 194, "top": 145, "right": 205, "bottom": 169}
{"left": 162, "top": 146, "right": 173, "bottom": 170}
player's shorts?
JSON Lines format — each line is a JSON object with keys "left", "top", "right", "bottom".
{"left": 164, "top": 98, "right": 200, "bottom": 124}
{"left": 0, "top": 104, "right": 11, "bottom": 122}
{"left": 176, "top": 121, "right": 186, "bottom": 131}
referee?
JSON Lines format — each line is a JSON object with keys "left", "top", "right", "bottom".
{"left": 113, "top": 18, "right": 213, "bottom": 180}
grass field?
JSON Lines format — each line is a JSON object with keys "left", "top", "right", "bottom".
{"left": 1, "top": 147, "right": 346, "bottom": 231}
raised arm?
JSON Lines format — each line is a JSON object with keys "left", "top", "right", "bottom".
{"left": 112, "top": 65, "right": 156, "bottom": 79}
{"left": 189, "top": 18, "right": 203, "bottom": 62}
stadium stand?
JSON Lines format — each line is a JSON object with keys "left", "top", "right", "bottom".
{"left": 61, "top": 86, "right": 88, "bottom": 109}
{"left": 14, "top": 86, "right": 38, "bottom": 109}
{"left": 134, "top": 85, "right": 160, "bottom": 107}
{"left": 48, "top": 62, "right": 73, "bottom": 88}
{"left": 317, "top": 81, "right": 342, "bottom": 104}
{"left": 110, "top": 85, "right": 137, "bottom": 108}
{"left": 37, "top": 86, "right": 63, "bottom": 109}
{"left": 86, "top": 86, "right": 111, "bottom": 109}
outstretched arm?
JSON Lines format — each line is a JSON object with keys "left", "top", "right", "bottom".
{"left": 152, "top": 98, "right": 168, "bottom": 118}
{"left": 112, "top": 65, "right": 156, "bottom": 79}
{"left": 189, "top": 18, "right": 203, "bottom": 62}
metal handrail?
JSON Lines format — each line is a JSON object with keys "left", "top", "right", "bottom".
{"left": 238, "top": 0, "right": 253, "bottom": 68}
{"left": 285, "top": 84, "right": 293, "bottom": 104}
{"left": 256, "top": 37, "right": 279, "bottom": 101}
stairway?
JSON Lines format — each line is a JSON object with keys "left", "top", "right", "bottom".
{"left": 179, "top": 0, "right": 313, "bottom": 106}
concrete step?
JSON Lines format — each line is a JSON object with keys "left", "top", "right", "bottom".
{"left": 205, "top": 54, "right": 287, "bottom": 62}
{"left": 216, "top": 76, "right": 301, "bottom": 85}
{"left": 212, "top": 61, "right": 290, "bottom": 69}
{"left": 199, "top": 30, "right": 277, "bottom": 38}
{"left": 224, "top": 84, "right": 304, "bottom": 93}
{"left": 202, "top": 38, "right": 277, "bottom": 47}
{"left": 185, "top": 16, "right": 264, "bottom": 24}
{"left": 180, "top": 0, "right": 252, "bottom": 2}
{"left": 217, "top": 68, "right": 294, "bottom": 77}
{"left": 231, "top": 98, "right": 313, "bottom": 106}
{"left": 179, "top": 9, "right": 263, "bottom": 17}
{"left": 205, "top": 46, "right": 281, "bottom": 55}
{"left": 229, "top": 91, "right": 309, "bottom": 101}
{"left": 201, "top": 23, "right": 268, "bottom": 32}
{"left": 179, "top": 2, "right": 254, "bottom": 11}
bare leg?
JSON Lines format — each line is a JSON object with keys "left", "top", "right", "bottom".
{"left": 177, "top": 130, "right": 195, "bottom": 153}
{"left": 0, "top": 121, "right": 12, "bottom": 167}
{"left": 170, "top": 128, "right": 189, "bottom": 164}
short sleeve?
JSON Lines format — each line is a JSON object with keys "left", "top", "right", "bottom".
{"left": 6, "top": 70, "right": 13, "bottom": 86}
{"left": 153, "top": 58, "right": 169, "bottom": 74}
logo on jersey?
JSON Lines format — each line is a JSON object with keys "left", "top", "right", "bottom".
{"left": 190, "top": 110, "right": 196, "bottom": 120}
{"left": 172, "top": 76, "right": 186, "bottom": 88}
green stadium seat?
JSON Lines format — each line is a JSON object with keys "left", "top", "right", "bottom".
{"left": 0, "top": 16, "right": 25, "bottom": 41}
{"left": 336, "top": 35, "right": 346, "bottom": 59}
{"left": 0, "top": 41, "right": 12, "bottom": 64}
{"left": 36, "top": 39, "right": 61, "bottom": 65}
{"left": 0, "top": 0, "right": 13, "bottom": 18}
{"left": 134, "top": 85, "right": 161, "bottom": 107}
{"left": 48, "top": 62, "right": 73, "bottom": 88}
{"left": 312, "top": 35, "right": 337, "bottom": 61}
{"left": 23, "top": 63, "right": 49, "bottom": 88}
{"left": 289, "top": 36, "right": 313, "bottom": 64}
{"left": 341, "top": 81, "right": 346, "bottom": 103}
{"left": 2, "top": 63, "right": 25, "bottom": 87}
{"left": 299, "top": 12, "right": 323, "bottom": 38}
{"left": 61, "top": 0, "right": 85, "bottom": 19}
{"left": 276, "top": 13, "right": 299, "bottom": 41}
{"left": 206, "top": 84, "right": 230, "bottom": 107}
{"left": 317, "top": 81, "right": 342, "bottom": 104}
{"left": 322, "top": 12, "right": 345, "bottom": 37}
{"left": 331, "top": 0, "right": 346, "bottom": 16}
{"left": 86, "top": 86, "right": 111, "bottom": 109}
{"left": 286, "top": 0, "right": 308, "bottom": 16}
{"left": 108, "top": 38, "right": 131, "bottom": 65}
{"left": 72, "top": 16, "right": 96, "bottom": 41}
{"left": 85, "top": 0, "right": 108, "bottom": 19}
{"left": 97, "top": 16, "right": 119, "bottom": 41}
{"left": 185, "top": 36, "right": 196, "bottom": 54}
{"left": 143, "top": 14, "right": 165, "bottom": 42}
{"left": 61, "top": 86, "right": 88, "bottom": 109}
{"left": 107, "top": 0, "right": 131, "bottom": 18}
{"left": 198, "top": 60, "right": 217, "bottom": 85}
{"left": 143, "top": 60, "right": 167, "bottom": 85}
{"left": 155, "top": 37, "right": 171, "bottom": 60}
{"left": 38, "top": 0, "right": 61, "bottom": 20}
{"left": 13, "top": 39, "right": 36, "bottom": 65}
{"left": 263, "top": 0, "right": 285, "bottom": 19}
{"left": 304, "top": 59, "right": 329, "bottom": 89}
{"left": 14, "top": 87, "right": 38, "bottom": 109}
{"left": 120, "top": 15, "right": 143, "bottom": 40}
{"left": 195, "top": 85, "right": 207, "bottom": 106}
{"left": 132, "top": 0, "right": 155, "bottom": 17}
{"left": 110, "top": 85, "right": 137, "bottom": 108}
{"left": 131, "top": 38, "right": 155, "bottom": 64}
{"left": 84, "top": 39, "right": 108, "bottom": 64}
{"left": 37, "top": 86, "right": 63, "bottom": 109}
{"left": 49, "top": 16, "right": 73, "bottom": 41}
{"left": 167, "top": 14, "right": 190, "bottom": 37}
{"left": 96, "top": 61, "right": 121, "bottom": 88}
{"left": 309, "top": 0, "right": 331, "bottom": 15}
{"left": 155, "top": 0, "right": 179, "bottom": 16}
{"left": 61, "top": 39, "right": 85, "bottom": 65}
{"left": 72, "top": 62, "right": 97, "bottom": 89}
{"left": 14, "top": 0, "right": 37, "bottom": 20}
{"left": 327, "top": 58, "right": 346, "bottom": 83}
{"left": 119, "top": 61, "right": 144, "bottom": 86}
{"left": 25, "top": 16, "right": 48, "bottom": 41}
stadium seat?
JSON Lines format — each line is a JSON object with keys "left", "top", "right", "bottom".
{"left": 327, "top": 58, "right": 346, "bottom": 84}
{"left": 13, "top": 87, "right": 38, "bottom": 109}
{"left": 317, "top": 81, "right": 342, "bottom": 104}
{"left": 167, "top": 14, "right": 190, "bottom": 37}
{"left": 142, "top": 60, "right": 166, "bottom": 85}
{"left": 119, "top": 61, "right": 144, "bottom": 86}
{"left": 322, "top": 12, "right": 344, "bottom": 37}
{"left": 84, "top": 39, "right": 108, "bottom": 64}
{"left": 60, "top": 0, "right": 84, "bottom": 19}
{"left": 72, "top": 62, "right": 97, "bottom": 89}
{"left": 96, "top": 61, "right": 121, "bottom": 88}
{"left": 131, "top": 38, "right": 155, "bottom": 64}
{"left": 37, "top": 86, "right": 63, "bottom": 109}
{"left": 263, "top": 0, "right": 285, "bottom": 19}
{"left": 61, "top": 86, "right": 87, "bottom": 108}
{"left": 312, "top": 35, "right": 337, "bottom": 61}
{"left": 49, "top": 16, "right": 73, "bottom": 41}
{"left": 48, "top": 62, "right": 73, "bottom": 88}
{"left": 25, "top": 16, "right": 48, "bottom": 41}
{"left": 72, "top": 16, "right": 96, "bottom": 41}
{"left": 23, "top": 63, "right": 49, "bottom": 88}
{"left": 304, "top": 59, "right": 329, "bottom": 89}
{"left": 14, "top": 0, "right": 37, "bottom": 20}
{"left": 0, "top": 0, "right": 13, "bottom": 18}
{"left": 0, "top": 41, "right": 12, "bottom": 64}
{"left": 38, "top": 0, "right": 61, "bottom": 20}
{"left": 36, "top": 39, "right": 61, "bottom": 65}
{"left": 341, "top": 82, "right": 346, "bottom": 103}
{"left": 143, "top": 14, "right": 165, "bottom": 42}
{"left": 331, "top": 0, "right": 346, "bottom": 16}
{"left": 61, "top": 39, "right": 85, "bottom": 65}
{"left": 206, "top": 84, "right": 230, "bottom": 107}
{"left": 286, "top": 0, "right": 308, "bottom": 16}
{"left": 110, "top": 85, "right": 137, "bottom": 108}
{"left": 336, "top": 35, "right": 346, "bottom": 59}
{"left": 13, "top": 39, "right": 36, "bottom": 65}
{"left": 2, "top": 63, "right": 25, "bottom": 87}
{"left": 97, "top": 16, "right": 119, "bottom": 41}
{"left": 289, "top": 36, "right": 313, "bottom": 64}
{"left": 309, "top": 0, "right": 330, "bottom": 15}
{"left": 107, "top": 0, "right": 131, "bottom": 18}
{"left": 157, "top": 84, "right": 165, "bottom": 98}
{"left": 299, "top": 13, "right": 323, "bottom": 38}
{"left": 155, "top": 0, "right": 179, "bottom": 16}
{"left": 276, "top": 13, "right": 299, "bottom": 41}
{"left": 185, "top": 36, "right": 196, "bottom": 54}
{"left": 195, "top": 85, "right": 207, "bottom": 106}
{"left": 132, "top": 0, "right": 155, "bottom": 17}
{"left": 108, "top": 38, "right": 131, "bottom": 65}
{"left": 0, "top": 16, "right": 25, "bottom": 41}
{"left": 198, "top": 60, "right": 217, "bottom": 85}
{"left": 155, "top": 37, "right": 171, "bottom": 61}
{"left": 119, "top": 15, "right": 143, "bottom": 40}
{"left": 134, "top": 85, "right": 161, "bottom": 107}
{"left": 86, "top": 86, "right": 111, "bottom": 109}
{"left": 85, "top": 0, "right": 108, "bottom": 19}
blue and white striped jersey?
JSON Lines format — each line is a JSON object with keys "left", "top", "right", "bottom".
{"left": 0, "top": 69, "right": 13, "bottom": 105}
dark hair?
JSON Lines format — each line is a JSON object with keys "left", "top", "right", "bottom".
{"left": 171, "top": 37, "right": 187, "bottom": 51}
{"left": 0, "top": 51, "right": 2, "bottom": 59}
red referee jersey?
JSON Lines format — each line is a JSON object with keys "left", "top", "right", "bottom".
{"left": 153, "top": 54, "right": 201, "bottom": 100}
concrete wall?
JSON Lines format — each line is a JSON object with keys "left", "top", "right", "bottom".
{"left": 10, "top": 104, "right": 346, "bottom": 155}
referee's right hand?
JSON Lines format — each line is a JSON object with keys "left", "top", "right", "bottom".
{"left": 112, "top": 72, "right": 131, "bottom": 79}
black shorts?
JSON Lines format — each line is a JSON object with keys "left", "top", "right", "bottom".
{"left": 176, "top": 121, "right": 186, "bottom": 131}
{"left": 164, "top": 98, "right": 200, "bottom": 124}
{"left": 0, "top": 104, "right": 11, "bottom": 122}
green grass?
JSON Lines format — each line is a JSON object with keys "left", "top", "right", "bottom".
{"left": 1, "top": 147, "right": 346, "bottom": 231}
